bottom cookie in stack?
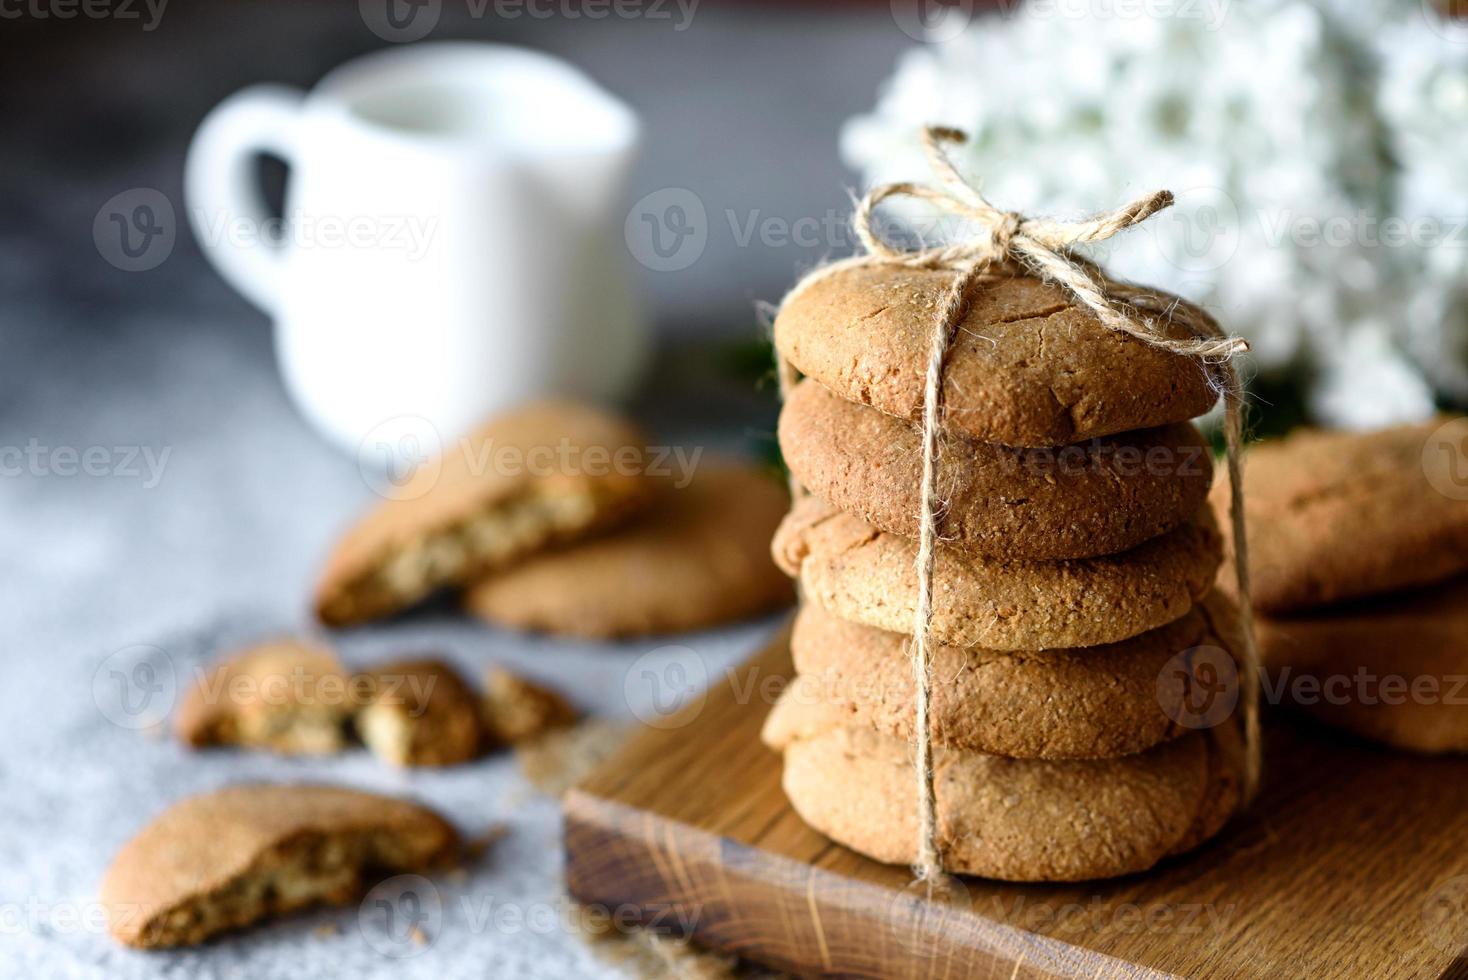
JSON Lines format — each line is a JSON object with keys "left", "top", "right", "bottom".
{"left": 763, "top": 565, "right": 1249, "bottom": 880}
{"left": 762, "top": 695, "right": 1243, "bottom": 883}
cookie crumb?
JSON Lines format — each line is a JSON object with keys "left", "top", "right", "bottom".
{"left": 573, "top": 896, "right": 778, "bottom": 979}
{"left": 461, "top": 823, "right": 510, "bottom": 865}
{"left": 174, "top": 641, "right": 351, "bottom": 756}
{"left": 516, "top": 719, "right": 630, "bottom": 797}
{"left": 357, "top": 658, "right": 482, "bottom": 767}
{"left": 482, "top": 668, "right": 579, "bottom": 746}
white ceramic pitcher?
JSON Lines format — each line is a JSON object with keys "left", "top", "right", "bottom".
{"left": 186, "top": 42, "right": 647, "bottom": 453}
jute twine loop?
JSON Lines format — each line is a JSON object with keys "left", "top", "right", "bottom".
{"left": 775, "top": 126, "right": 1261, "bottom": 884}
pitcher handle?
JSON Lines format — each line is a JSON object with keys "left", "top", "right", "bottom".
{"left": 184, "top": 85, "right": 305, "bottom": 314}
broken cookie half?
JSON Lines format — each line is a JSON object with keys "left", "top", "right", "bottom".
{"left": 314, "top": 401, "right": 653, "bottom": 627}
{"left": 174, "top": 641, "right": 353, "bottom": 755}
{"left": 481, "top": 666, "right": 579, "bottom": 745}
{"left": 102, "top": 784, "right": 457, "bottom": 949}
{"left": 356, "top": 658, "right": 484, "bottom": 767}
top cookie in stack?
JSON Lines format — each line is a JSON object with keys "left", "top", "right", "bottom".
{"left": 776, "top": 266, "right": 1219, "bottom": 448}
{"left": 764, "top": 266, "right": 1248, "bottom": 883}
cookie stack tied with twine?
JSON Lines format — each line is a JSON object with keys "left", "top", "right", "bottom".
{"left": 761, "top": 127, "right": 1261, "bottom": 884}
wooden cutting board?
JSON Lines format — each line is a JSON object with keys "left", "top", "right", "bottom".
{"left": 564, "top": 625, "right": 1468, "bottom": 978}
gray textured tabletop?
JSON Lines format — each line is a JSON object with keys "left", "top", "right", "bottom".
{"left": 0, "top": 3, "right": 913, "bottom": 975}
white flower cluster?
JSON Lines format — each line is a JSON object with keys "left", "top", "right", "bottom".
{"left": 842, "top": 0, "right": 1468, "bottom": 428}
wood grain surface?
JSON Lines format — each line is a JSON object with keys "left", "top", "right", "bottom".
{"left": 565, "top": 625, "right": 1468, "bottom": 978}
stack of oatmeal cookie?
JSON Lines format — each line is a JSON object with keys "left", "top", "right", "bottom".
{"left": 762, "top": 266, "right": 1248, "bottom": 882}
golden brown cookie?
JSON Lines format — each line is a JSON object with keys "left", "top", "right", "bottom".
{"left": 481, "top": 667, "right": 579, "bottom": 745}
{"left": 356, "top": 659, "right": 483, "bottom": 767}
{"left": 773, "top": 496, "right": 1221, "bottom": 650}
{"left": 1256, "top": 576, "right": 1468, "bottom": 754}
{"left": 789, "top": 599, "right": 1237, "bottom": 759}
{"left": 762, "top": 694, "right": 1242, "bottom": 882}
{"left": 781, "top": 379, "right": 1213, "bottom": 560}
{"left": 315, "top": 401, "right": 653, "bottom": 627}
{"left": 174, "top": 641, "right": 350, "bottom": 755}
{"left": 463, "top": 462, "right": 794, "bottom": 638}
{"left": 101, "top": 784, "right": 456, "bottom": 948}
{"left": 1212, "top": 419, "right": 1468, "bottom": 614}
{"left": 774, "top": 266, "right": 1218, "bottom": 447}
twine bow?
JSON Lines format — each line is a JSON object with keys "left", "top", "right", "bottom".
{"left": 776, "top": 126, "right": 1261, "bottom": 885}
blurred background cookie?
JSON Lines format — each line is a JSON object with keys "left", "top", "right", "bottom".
{"left": 1255, "top": 579, "right": 1468, "bottom": 754}
{"left": 1217, "top": 420, "right": 1468, "bottom": 754}
{"left": 481, "top": 667, "right": 580, "bottom": 746}
{"left": 465, "top": 461, "right": 792, "bottom": 638}
{"left": 356, "top": 658, "right": 483, "bottom": 767}
{"left": 1214, "top": 420, "right": 1468, "bottom": 614}
{"left": 174, "top": 640, "right": 350, "bottom": 755}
